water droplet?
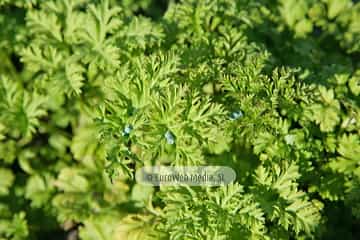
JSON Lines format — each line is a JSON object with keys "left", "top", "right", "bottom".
{"left": 229, "top": 110, "right": 243, "bottom": 120}
{"left": 165, "top": 130, "right": 175, "bottom": 145}
{"left": 122, "top": 124, "right": 133, "bottom": 136}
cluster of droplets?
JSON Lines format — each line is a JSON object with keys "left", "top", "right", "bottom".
{"left": 121, "top": 124, "right": 176, "bottom": 145}
{"left": 121, "top": 110, "right": 243, "bottom": 146}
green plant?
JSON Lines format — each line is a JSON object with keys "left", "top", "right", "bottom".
{"left": 0, "top": 0, "right": 359, "bottom": 239}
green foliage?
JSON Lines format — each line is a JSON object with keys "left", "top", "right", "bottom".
{"left": 0, "top": 168, "right": 14, "bottom": 196}
{"left": 0, "top": 0, "right": 359, "bottom": 239}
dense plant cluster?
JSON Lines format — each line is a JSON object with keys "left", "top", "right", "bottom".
{"left": 0, "top": 0, "right": 359, "bottom": 239}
